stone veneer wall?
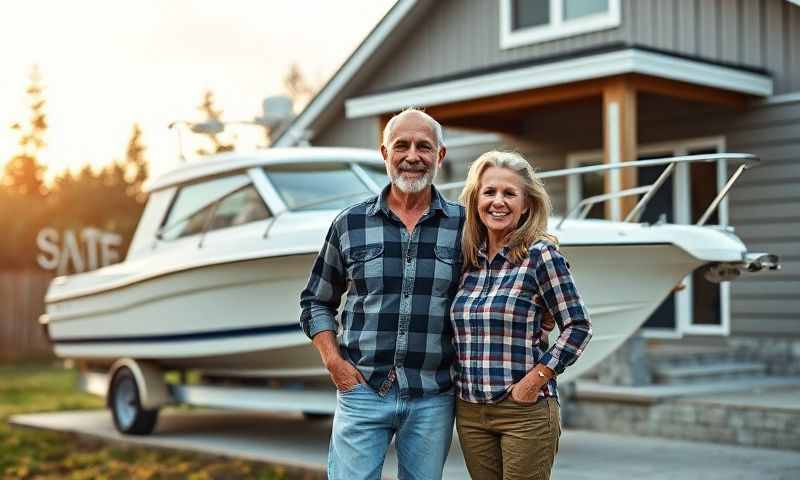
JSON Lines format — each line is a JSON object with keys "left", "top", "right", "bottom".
{"left": 563, "top": 397, "right": 800, "bottom": 451}
{"left": 726, "top": 336, "right": 800, "bottom": 376}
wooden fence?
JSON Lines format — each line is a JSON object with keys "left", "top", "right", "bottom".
{"left": 0, "top": 270, "right": 55, "bottom": 363}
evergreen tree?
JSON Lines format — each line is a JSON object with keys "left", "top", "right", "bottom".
{"left": 3, "top": 65, "right": 48, "bottom": 197}
{"left": 283, "top": 63, "right": 316, "bottom": 109}
{"left": 123, "top": 123, "right": 149, "bottom": 201}
{"left": 196, "top": 90, "right": 233, "bottom": 155}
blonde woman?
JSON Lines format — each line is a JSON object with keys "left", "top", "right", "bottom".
{"left": 451, "top": 151, "right": 592, "bottom": 480}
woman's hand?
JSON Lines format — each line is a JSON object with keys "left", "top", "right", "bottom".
{"left": 510, "top": 365, "right": 554, "bottom": 404}
{"left": 510, "top": 377, "right": 542, "bottom": 404}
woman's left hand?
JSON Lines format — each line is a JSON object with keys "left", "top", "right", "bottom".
{"left": 510, "top": 376, "right": 543, "bottom": 405}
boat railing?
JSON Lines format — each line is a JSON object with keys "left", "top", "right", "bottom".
{"left": 436, "top": 153, "right": 759, "bottom": 229}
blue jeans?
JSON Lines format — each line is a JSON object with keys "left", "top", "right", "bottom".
{"left": 328, "top": 382, "right": 455, "bottom": 480}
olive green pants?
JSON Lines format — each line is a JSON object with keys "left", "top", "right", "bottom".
{"left": 456, "top": 397, "right": 561, "bottom": 480}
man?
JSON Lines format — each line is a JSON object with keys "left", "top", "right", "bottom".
{"left": 300, "top": 109, "right": 464, "bottom": 479}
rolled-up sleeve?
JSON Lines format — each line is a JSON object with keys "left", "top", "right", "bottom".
{"left": 535, "top": 244, "right": 592, "bottom": 375}
{"left": 299, "top": 222, "right": 346, "bottom": 339}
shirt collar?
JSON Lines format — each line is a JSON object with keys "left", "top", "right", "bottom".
{"left": 477, "top": 241, "right": 512, "bottom": 262}
{"left": 367, "top": 184, "right": 451, "bottom": 218}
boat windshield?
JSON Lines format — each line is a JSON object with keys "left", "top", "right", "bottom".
{"left": 264, "top": 163, "right": 385, "bottom": 211}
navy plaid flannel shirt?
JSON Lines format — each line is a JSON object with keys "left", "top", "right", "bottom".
{"left": 300, "top": 185, "right": 465, "bottom": 399}
{"left": 451, "top": 240, "right": 592, "bottom": 403}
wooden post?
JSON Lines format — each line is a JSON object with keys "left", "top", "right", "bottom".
{"left": 602, "top": 77, "right": 638, "bottom": 221}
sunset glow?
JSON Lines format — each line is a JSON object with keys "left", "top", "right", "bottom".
{"left": 0, "top": 0, "right": 395, "bottom": 181}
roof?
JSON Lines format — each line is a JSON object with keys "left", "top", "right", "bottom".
{"left": 272, "top": 0, "right": 430, "bottom": 147}
{"left": 273, "top": 0, "right": 780, "bottom": 147}
{"left": 146, "top": 147, "right": 383, "bottom": 192}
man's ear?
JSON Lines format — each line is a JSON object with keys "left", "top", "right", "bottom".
{"left": 437, "top": 145, "right": 447, "bottom": 169}
{"left": 380, "top": 144, "right": 388, "bottom": 161}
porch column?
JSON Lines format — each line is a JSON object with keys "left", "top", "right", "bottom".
{"left": 602, "top": 77, "right": 638, "bottom": 221}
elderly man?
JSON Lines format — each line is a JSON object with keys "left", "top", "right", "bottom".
{"left": 300, "top": 109, "right": 464, "bottom": 479}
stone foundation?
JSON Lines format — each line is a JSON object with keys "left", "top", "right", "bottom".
{"left": 564, "top": 396, "right": 800, "bottom": 451}
{"left": 726, "top": 336, "right": 800, "bottom": 376}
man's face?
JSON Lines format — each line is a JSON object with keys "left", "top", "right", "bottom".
{"left": 381, "top": 113, "right": 446, "bottom": 193}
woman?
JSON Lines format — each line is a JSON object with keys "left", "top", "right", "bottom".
{"left": 452, "top": 151, "right": 592, "bottom": 480}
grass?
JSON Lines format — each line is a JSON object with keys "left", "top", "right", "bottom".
{"left": 0, "top": 363, "right": 315, "bottom": 479}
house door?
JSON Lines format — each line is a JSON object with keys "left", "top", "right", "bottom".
{"left": 567, "top": 138, "right": 730, "bottom": 337}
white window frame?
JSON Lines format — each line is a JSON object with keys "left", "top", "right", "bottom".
{"left": 566, "top": 136, "right": 730, "bottom": 338}
{"left": 500, "top": 0, "right": 621, "bottom": 49}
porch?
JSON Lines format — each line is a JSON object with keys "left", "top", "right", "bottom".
{"left": 346, "top": 47, "right": 773, "bottom": 339}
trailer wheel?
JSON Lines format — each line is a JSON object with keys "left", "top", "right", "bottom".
{"left": 109, "top": 366, "right": 159, "bottom": 435}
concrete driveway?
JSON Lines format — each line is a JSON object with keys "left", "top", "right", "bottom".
{"left": 10, "top": 409, "right": 800, "bottom": 479}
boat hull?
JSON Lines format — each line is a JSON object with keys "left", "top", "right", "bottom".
{"left": 47, "top": 242, "right": 705, "bottom": 384}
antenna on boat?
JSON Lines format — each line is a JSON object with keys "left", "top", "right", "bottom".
{"left": 169, "top": 96, "right": 296, "bottom": 162}
{"left": 168, "top": 120, "right": 225, "bottom": 162}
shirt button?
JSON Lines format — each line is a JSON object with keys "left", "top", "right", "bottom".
{"left": 406, "top": 256, "right": 412, "bottom": 263}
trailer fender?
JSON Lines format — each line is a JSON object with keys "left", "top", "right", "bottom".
{"left": 108, "top": 359, "right": 172, "bottom": 410}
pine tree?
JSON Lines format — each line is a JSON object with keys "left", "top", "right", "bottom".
{"left": 196, "top": 90, "right": 233, "bottom": 155}
{"left": 3, "top": 65, "right": 48, "bottom": 197}
{"left": 124, "top": 123, "right": 149, "bottom": 201}
{"left": 283, "top": 63, "right": 316, "bottom": 109}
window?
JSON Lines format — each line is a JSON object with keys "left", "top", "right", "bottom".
{"left": 358, "top": 163, "right": 390, "bottom": 189}
{"left": 159, "top": 175, "right": 269, "bottom": 241}
{"left": 264, "top": 163, "right": 376, "bottom": 211}
{"left": 577, "top": 161, "right": 605, "bottom": 219}
{"left": 501, "top": 0, "right": 620, "bottom": 49}
{"left": 207, "top": 185, "right": 270, "bottom": 231}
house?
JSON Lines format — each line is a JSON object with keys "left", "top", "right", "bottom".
{"left": 274, "top": 0, "right": 800, "bottom": 448}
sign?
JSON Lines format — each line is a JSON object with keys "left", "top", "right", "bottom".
{"left": 36, "top": 227, "right": 122, "bottom": 275}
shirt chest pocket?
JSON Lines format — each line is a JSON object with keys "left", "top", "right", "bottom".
{"left": 345, "top": 245, "right": 384, "bottom": 294}
{"left": 431, "top": 245, "right": 461, "bottom": 298}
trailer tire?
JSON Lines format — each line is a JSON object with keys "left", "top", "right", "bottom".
{"left": 109, "top": 366, "right": 159, "bottom": 435}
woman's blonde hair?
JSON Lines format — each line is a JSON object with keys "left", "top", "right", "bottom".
{"left": 459, "top": 150, "right": 558, "bottom": 270}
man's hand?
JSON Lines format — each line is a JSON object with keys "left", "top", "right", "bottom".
{"left": 312, "top": 331, "right": 366, "bottom": 392}
{"left": 325, "top": 356, "right": 366, "bottom": 392}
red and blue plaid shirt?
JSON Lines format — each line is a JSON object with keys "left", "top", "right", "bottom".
{"left": 450, "top": 240, "right": 592, "bottom": 403}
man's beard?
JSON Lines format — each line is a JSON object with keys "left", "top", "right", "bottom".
{"left": 388, "top": 161, "right": 437, "bottom": 193}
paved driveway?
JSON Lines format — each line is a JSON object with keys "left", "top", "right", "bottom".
{"left": 10, "top": 409, "right": 800, "bottom": 479}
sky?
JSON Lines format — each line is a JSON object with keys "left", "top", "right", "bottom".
{"left": 0, "top": 0, "right": 395, "bottom": 181}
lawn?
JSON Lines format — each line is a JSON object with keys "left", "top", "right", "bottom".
{"left": 0, "top": 363, "right": 314, "bottom": 479}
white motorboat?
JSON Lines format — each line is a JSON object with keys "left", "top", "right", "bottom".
{"left": 40, "top": 148, "right": 778, "bottom": 434}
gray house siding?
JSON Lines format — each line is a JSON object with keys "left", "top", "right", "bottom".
{"left": 365, "top": 0, "right": 800, "bottom": 95}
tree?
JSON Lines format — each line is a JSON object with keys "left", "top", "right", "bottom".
{"left": 283, "top": 63, "right": 317, "bottom": 110}
{"left": 123, "top": 123, "right": 149, "bottom": 201}
{"left": 196, "top": 90, "right": 233, "bottom": 155}
{"left": 3, "top": 65, "right": 48, "bottom": 197}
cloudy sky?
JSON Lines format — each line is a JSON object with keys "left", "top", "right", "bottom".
{"left": 0, "top": 0, "right": 395, "bottom": 180}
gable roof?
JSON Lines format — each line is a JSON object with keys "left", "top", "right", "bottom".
{"left": 272, "top": 0, "right": 430, "bottom": 147}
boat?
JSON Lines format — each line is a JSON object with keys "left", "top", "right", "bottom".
{"left": 40, "top": 147, "right": 779, "bottom": 434}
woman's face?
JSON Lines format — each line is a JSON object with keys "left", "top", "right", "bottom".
{"left": 477, "top": 166, "right": 529, "bottom": 240}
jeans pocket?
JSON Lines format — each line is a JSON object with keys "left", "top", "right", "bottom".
{"left": 338, "top": 382, "right": 367, "bottom": 395}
